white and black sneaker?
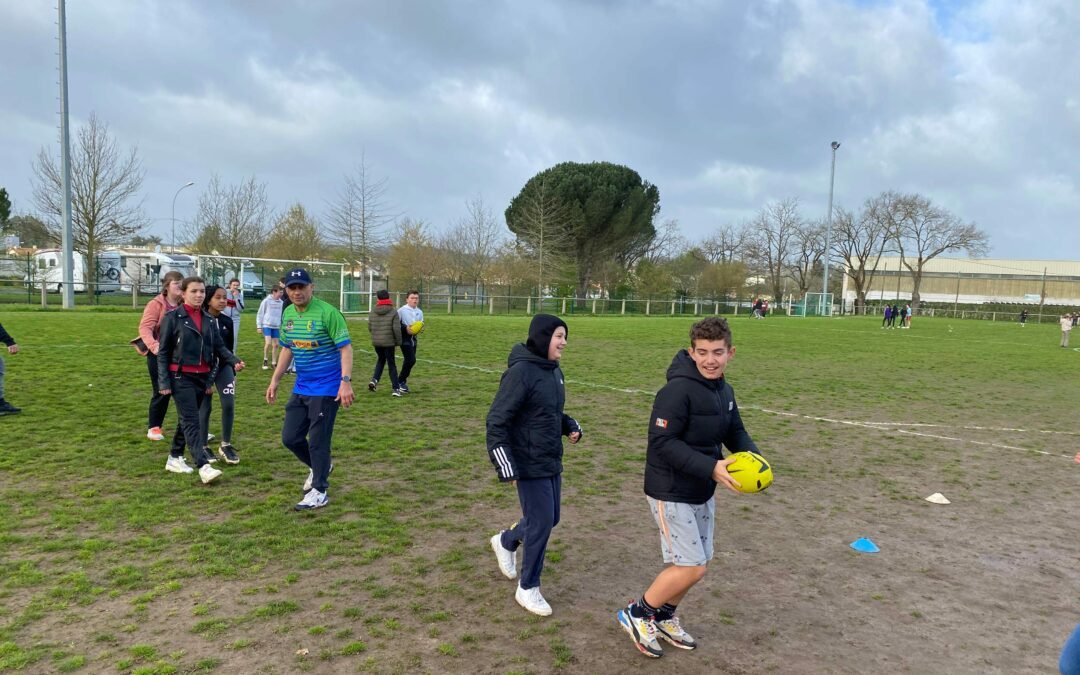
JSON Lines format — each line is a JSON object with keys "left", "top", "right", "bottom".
{"left": 303, "top": 463, "right": 333, "bottom": 492}
{"left": 296, "top": 488, "right": 328, "bottom": 511}
{"left": 398, "top": 382, "right": 410, "bottom": 393}
{"left": 217, "top": 443, "right": 240, "bottom": 465}
{"left": 392, "top": 388, "right": 403, "bottom": 398}
{"left": 367, "top": 380, "right": 377, "bottom": 392}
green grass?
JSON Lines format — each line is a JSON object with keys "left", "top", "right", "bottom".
{"left": 0, "top": 311, "right": 1076, "bottom": 672}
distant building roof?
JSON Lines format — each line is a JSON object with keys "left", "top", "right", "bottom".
{"left": 863, "top": 257, "right": 1080, "bottom": 278}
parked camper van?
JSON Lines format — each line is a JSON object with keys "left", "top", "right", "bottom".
{"left": 118, "top": 248, "right": 196, "bottom": 293}
{"left": 29, "top": 249, "right": 124, "bottom": 293}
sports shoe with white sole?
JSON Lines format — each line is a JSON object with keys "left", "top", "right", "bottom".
{"left": 217, "top": 443, "right": 240, "bottom": 465}
{"left": 165, "top": 455, "right": 194, "bottom": 474}
{"left": 616, "top": 603, "right": 663, "bottom": 658}
{"left": 296, "top": 488, "right": 329, "bottom": 511}
{"left": 515, "top": 585, "right": 552, "bottom": 616}
{"left": 199, "top": 464, "right": 222, "bottom": 484}
{"left": 202, "top": 446, "right": 217, "bottom": 464}
{"left": 392, "top": 388, "right": 403, "bottom": 398}
{"left": 654, "top": 616, "right": 697, "bottom": 650}
{"left": 147, "top": 427, "right": 165, "bottom": 441}
{"left": 490, "top": 532, "right": 517, "bottom": 579}
{"left": 367, "top": 380, "right": 377, "bottom": 392}
{"left": 303, "top": 463, "right": 333, "bottom": 492}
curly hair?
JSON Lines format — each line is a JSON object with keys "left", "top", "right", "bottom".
{"left": 689, "top": 316, "right": 732, "bottom": 348}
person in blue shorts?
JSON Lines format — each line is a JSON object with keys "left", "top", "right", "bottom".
{"left": 266, "top": 268, "right": 354, "bottom": 510}
{"left": 257, "top": 285, "right": 284, "bottom": 369}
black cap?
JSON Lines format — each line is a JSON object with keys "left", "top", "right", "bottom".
{"left": 526, "top": 314, "right": 568, "bottom": 359}
{"left": 376, "top": 289, "right": 390, "bottom": 300}
{"left": 284, "top": 268, "right": 312, "bottom": 286}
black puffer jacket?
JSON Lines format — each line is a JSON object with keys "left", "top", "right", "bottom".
{"left": 486, "top": 343, "right": 582, "bottom": 481}
{"left": 157, "top": 305, "right": 240, "bottom": 385}
{"left": 645, "top": 350, "right": 758, "bottom": 504}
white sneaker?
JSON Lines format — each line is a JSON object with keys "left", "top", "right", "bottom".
{"left": 490, "top": 532, "right": 517, "bottom": 579}
{"left": 515, "top": 585, "right": 552, "bottom": 616}
{"left": 296, "top": 488, "right": 329, "bottom": 511}
{"left": 303, "top": 463, "right": 333, "bottom": 492}
{"left": 199, "top": 464, "right": 222, "bottom": 484}
{"left": 165, "top": 456, "right": 194, "bottom": 474}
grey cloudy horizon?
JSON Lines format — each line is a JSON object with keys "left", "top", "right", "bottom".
{"left": 2, "top": 0, "right": 1078, "bottom": 260}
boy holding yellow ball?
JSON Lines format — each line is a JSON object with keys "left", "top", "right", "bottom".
{"left": 617, "top": 316, "right": 764, "bottom": 658}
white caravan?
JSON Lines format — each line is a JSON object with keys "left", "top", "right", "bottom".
{"left": 30, "top": 249, "right": 124, "bottom": 293}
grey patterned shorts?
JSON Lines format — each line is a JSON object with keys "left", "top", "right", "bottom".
{"left": 647, "top": 496, "right": 715, "bottom": 567}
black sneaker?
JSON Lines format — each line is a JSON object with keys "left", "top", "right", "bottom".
{"left": 202, "top": 446, "right": 218, "bottom": 464}
{"left": 0, "top": 401, "right": 21, "bottom": 416}
{"left": 392, "top": 388, "right": 403, "bottom": 398}
{"left": 218, "top": 443, "right": 240, "bottom": 465}
{"left": 398, "top": 382, "right": 410, "bottom": 393}
{"left": 368, "top": 380, "right": 377, "bottom": 392}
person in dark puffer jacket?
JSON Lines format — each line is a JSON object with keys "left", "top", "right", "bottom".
{"left": 616, "top": 316, "right": 759, "bottom": 658}
{"left": 486, "top": 314, "right": 583, "bottom": 617}
{"left": 367, "top": 289, "right": 403, "bottom": 395}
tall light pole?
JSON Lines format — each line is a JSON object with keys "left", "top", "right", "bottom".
{"left": 821, "top": 141, "right": 840, "bottom": 315}
{"left": 171, "top": 181, "right": 195, "bottom": 252}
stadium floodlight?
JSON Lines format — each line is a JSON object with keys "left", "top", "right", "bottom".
{"left": 171, "top": 181, "right": 195, "bottom": 252}
{"left": 821, "top": 141, "right": 841, "bottom": 316}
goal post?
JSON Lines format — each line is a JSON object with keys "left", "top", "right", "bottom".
{"left": 195, "top": 254, "right": 346, "bottom": 310}
{"left": 801, "top": 292, "right": 834, "bottom": 317}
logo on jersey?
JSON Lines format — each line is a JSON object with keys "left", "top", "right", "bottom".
{"left": 655, "top": 418, "right": 668, "bottom": 428}
{"left": 292, "top": 339, "right": 320, "bottom": 350}
{"left": 286, "top": 320, "right": 294, "bottom": 331}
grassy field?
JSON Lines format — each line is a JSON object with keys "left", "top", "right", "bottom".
{"left": 0, "top": 311, "right": 1077, "bottom": 673}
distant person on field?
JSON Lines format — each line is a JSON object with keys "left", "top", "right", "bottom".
{"left": 223, "top": 278, "right": 244, "bottom": 352}
{"left": 138, "top": 270, "right": 184, "bottom": 441}
{"left": 882, "top": 304, "right": 891, "bottom": 328}
{"left": 367, "top": 289, "right": 403, "bottom": 396}
{"left": 158, "top": 276, "right": 244, "bottom": 484}
{"left": 890, "top": 304, "right": 899, "bottom": 328}
{"left": 616, "top": 316, "right": 758, "bottom": 659}
{"left": 0, "top": 319, "right": 21, "bottom": 416}
{"left": 397, "top": 290, "right": 424, "bottom": 393}
{"left": 199, "top": 285, "right": 241, "bottom": 465}
{"left": 266, "top": 268, "right": 354, "bottom": 511}
{"left": 1019, "top": 309, "right": 1028, "bottom": 327}
{"left": 487, "top": 314, "right": 583, "bottom": 617}
{"left": 904, "top": 303, "right": 912, "bottom": 328}
{"left": 1062, "top": 313, "right": 1074, "bottom": 348}
{"left": 257, "top": 285, "right": 285, "bottom": 370}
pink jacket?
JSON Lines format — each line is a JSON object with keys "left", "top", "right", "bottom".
{"left": 138, "top": 294, "right": 178, "bottom": 355}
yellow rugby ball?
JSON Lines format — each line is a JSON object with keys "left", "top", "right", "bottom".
{"left": 408, "top": 320, "right": 425, "bottom": 335}
{"left": 726, "top": 451, "right": 773, "bottom": 493}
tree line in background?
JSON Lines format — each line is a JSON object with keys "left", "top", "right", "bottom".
{"left": 1, "top": 113, "right": 990, "bottom": 310}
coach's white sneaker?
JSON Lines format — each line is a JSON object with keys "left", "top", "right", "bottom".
{"left": 515, "top": 585, "right": 552, "bottom": 616}
{"left": 295, "top": 488, "right": 329, "bottom": 511}
{"left": 199, "top": 464, "right": 222, "bottom": 484}
{"left": 165, "top": 456, "right": 194, "bottom": 474}
{"left": 490, "top": 532, "right": 517, "bottom": 579}
{"left": 302, "top": 463, "right": 333, "bottom": 492}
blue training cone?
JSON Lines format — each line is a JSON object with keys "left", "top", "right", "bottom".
{"left": 850, "top": 538, "right": 880, "bottom": 553}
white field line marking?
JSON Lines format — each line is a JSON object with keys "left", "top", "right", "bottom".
{"left": 354, "top": 348, "right": 1075, "bottom": 461}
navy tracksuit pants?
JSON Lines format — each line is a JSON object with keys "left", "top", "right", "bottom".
{"left": 500, "top": 475, "right": 561, "bottom": 590}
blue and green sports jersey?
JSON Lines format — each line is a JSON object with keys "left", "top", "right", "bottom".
{"left": 279, "top": 297, "right": 351, "bottom": 396}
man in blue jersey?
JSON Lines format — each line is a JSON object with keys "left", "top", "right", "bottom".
{"left": 266, "top": 268, "right": 354, "bottom": 510}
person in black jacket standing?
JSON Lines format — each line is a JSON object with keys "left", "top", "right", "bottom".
{"left": 487, "top": 314, "right": 583, "bottom": 617}
{"left": 0, "top": 319, "right": 20, "bottom": 415}
{"left": 617, "top": 316, "right": 757, "bottom": 658}
{"left": 158, "top": 277, "right": 245, "bottom": 484}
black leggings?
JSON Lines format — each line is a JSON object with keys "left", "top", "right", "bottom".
{"left": 372, "top": 346, "right": 399, "bottom": 389}
{"left": 147, "top": 353, "right": 172, "bottom": 428}
{"left": 199, "top": 366, "right": 235, "bottom": 446}
{"left": 168, "top": 372, "right": 209, "bottom": 467}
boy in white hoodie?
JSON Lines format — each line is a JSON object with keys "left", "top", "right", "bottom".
{"left": 257, "top": 286, "right": 285, "bottom": 369}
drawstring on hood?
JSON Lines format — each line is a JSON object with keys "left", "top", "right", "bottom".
{"left": 526, "top": 314, "right": 568, "bottom": 359}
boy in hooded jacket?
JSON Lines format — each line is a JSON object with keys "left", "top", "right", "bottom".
{"left": 367, "top": 289, "right": 403, "bottom": 396}
{"left": 616, "top": 316, "right": 758, "bottom": 658}
{"left": 487, "top": 314, "right": 583, "bottom": 617}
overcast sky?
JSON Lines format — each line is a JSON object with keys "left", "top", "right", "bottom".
{"left": 2, "top": 0, "right": 1077, "bottom": 260}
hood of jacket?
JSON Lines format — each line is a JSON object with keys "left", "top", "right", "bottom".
{"left": 508, "top": 342, "right": 558, "bottom": 370}
{"left": 372, "top": 303, "right": 395, "bottom": 316}
{"left": 665, "top": 349, "right": 721, "bottom": 390}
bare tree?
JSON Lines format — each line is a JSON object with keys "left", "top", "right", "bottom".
{"left": 874, "top": 191, "right": 989, "bottom": 309}
{"left": 187, "top": 175, "right": 270, "bottom": 256}
{"left": 508, "top": 177, "right": 573, "bottom": 297}
{"left": 324, "top": 155, "right": 398, "bottom": 271}
{"left": 786, "top": 219, "right": 825, "bottom": 296}
{"left": 387, "top": 218, "right": 440, "bottom": 290}
{"left": 641, "top": 218, "right": 688, "bottom": 264}
{"left": 32, "top": 112, "right": 148, "bottom": 272}
{"left": 743, "top": 198, "right": 801, "bottom": 301}
{"left": 262, "top": 204, "right": 325, "bottom": 260}
{"left": 701, "top": 223, "right": 748, "bottom": 263}
{"left": 831, "top": 203, "right": 892, "bottom": 314}
{"left": 439, "top": 195, "right": 504, "bottom": 291}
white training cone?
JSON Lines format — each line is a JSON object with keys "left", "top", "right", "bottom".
{"left": 925, "top": 493, "right": 950, "bottom": 505}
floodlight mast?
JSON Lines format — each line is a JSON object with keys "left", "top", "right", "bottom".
{"left": 58, "top": 0, "right": 75, "bottom": 309}
{"left": 821, "top": 141, "right": 841, "bottom": 316}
